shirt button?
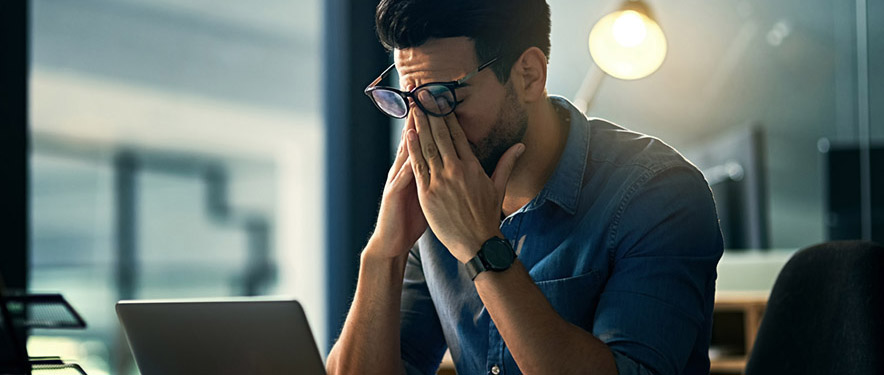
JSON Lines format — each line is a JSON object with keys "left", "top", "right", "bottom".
{"left": 490, "top": 364, "right": 501, "bottom": 375}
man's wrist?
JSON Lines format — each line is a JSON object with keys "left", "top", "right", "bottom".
{"left": 362, "top": 235, "right": 411, "bottom": 264}
{"left": 360, "top": 244, "right": 409, "bottom": 282}
{"left": 464, "top": 235, "right": 516, "bottom": 280}
{"left": 473, "top": 258, "right": 521, "bottom": 283}
{"left": 457, "top": 230, "right": 505, "bottom": 264}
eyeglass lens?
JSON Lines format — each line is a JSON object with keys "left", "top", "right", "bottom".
{"left": 371, "top": 84, "right": 457, "bottom": 118}
{"left": 416, "top": 85, "right": 456, "bottom": 114}
{"left": 370, "top": 90, "right": 408, "bottom": 118}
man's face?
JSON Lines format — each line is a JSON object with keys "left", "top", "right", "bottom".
{"left": 394, "top": 37, "right": 527, "bottom": 175}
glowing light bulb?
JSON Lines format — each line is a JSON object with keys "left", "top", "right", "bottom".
{"left": 612, "top": 11, "right": 647, "bottom": 47}
{"left": 588, "top": 4, "right": 667, "bottom": 80}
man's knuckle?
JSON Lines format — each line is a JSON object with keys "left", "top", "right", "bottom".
{"left": 424, "top": 143, "right": 438, "bottom": 157}
{"left": 447, "top": 164, "right": 462, "bottom": 178}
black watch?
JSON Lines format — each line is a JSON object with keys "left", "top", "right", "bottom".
{"left": 465, "top": 237, "right": 516, "bottom": 280}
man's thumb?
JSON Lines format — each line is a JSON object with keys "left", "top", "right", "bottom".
{"left": 491, "top": 143, "right": 525, "bottom": 195}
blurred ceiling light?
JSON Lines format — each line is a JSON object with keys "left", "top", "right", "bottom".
{"left": 588, "top": 0, "right": 667, "bottom": 80}
{"left": 766, "top": 19, "right": 792, "bottom": 46}
{"left": 575, "top": 0, "right": 667, "bottom": 113}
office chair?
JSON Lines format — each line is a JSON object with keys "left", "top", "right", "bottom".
{"left": 745, "top": 241, "right": 884, "bottom": 375}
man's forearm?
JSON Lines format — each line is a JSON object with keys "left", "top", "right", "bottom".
{"left": 474, "top": 260, "right": 618, "bottom": 375}
{"left": 326, "top": 239, "right": 408, "bottom": 375}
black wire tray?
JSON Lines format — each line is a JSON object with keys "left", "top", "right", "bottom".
{"left": 30, "top": 357, "right": 88, "bottom": 375}
{"left": 1, "top": 294, "right": 86, "bottom": 330}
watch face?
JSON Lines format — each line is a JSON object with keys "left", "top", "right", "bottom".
{"left": 483, "top": 239, "right": 515, "bottom": 270}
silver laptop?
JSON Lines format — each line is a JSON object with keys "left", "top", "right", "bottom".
{"left": 116, "top": 297, "right": 326, "bottom": 375}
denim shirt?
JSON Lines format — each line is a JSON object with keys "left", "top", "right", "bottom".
{"left": 400, "top": 96, "right": 724, "bottom": 375}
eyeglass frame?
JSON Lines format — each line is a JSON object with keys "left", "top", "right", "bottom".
{"left": 363, "top": 56, "right": 499, "bottom": 119}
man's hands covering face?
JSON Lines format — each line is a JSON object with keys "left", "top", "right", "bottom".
{"left": 405, "top": 91, "right": 524, "bottom": 264}
{"left": 368, "top": 114, "right": 429, "bottom": 259}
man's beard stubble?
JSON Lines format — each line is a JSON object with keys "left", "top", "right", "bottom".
{"left": 470, "top": 84, "right": 529, "bottom": 176}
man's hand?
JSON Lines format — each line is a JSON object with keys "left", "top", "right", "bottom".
{"left": 327, "top": 119, "right": 422, "bottom": 375}
{"left": 368, "top": 113, "right": 428, "bottom": 259}
{"left": 405, "top": 91, "right": 525, "bottom": 263}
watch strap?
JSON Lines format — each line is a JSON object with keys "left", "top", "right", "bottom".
{"left": 465, "top": 255, "right": 488, "bottom": 280}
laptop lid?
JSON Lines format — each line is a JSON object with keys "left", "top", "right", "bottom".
{"left": 116, "top": 297, "right": 326, "bottom": 375}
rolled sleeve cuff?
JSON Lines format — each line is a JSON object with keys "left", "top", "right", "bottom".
{"left": 612, "top": 350, "right": 657, "bottom": 375}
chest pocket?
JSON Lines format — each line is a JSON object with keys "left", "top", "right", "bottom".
{"left": 534, "top": 270, "right": 603, "bottom": 331}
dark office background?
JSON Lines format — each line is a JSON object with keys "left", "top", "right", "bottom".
{"left": 1, "top": 0, "right": 880, "bottom": 374}
{"left": 1, "top": 0, "right": 28, "bottom": 292}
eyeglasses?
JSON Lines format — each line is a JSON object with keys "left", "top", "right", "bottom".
{"left": 364, "top": 57, "right": 499, "bottom": 119}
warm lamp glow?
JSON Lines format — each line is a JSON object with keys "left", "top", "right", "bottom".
{"left": 588, "top": 3, "right": 667, "bottom": 80}
{"left": 612, "top": 11, "right": 647, "bottom": 47}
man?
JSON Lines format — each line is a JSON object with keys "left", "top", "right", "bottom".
{"left": 326, "top": 0, "right": 724, "bottom": 374}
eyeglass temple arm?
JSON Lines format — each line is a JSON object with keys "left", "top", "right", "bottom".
{"left": 456, "top": 57, "right": 499, "bottom": 85}
{"left": 367, "top": 63, "right": 397, "bottom": 88}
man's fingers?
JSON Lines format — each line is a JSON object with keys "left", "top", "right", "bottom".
{"left": 442, "top": 107, "right": 475, "bottom": 161}
{"left": 392, "top": 156, "right": 415, "bottom": 187}
{"left": 419, "top": 91, "right": 458, "bottom": 164}
{"left": 405, "top": 108, "right": 416, "bottom": 132}
{"left": 406, "top": 129, "right": 430, "bottom": 187}
{"left": 388, "top": 126, "right": 409, "bottom": 183}
{"left": 396, "top": 113, "right": 415, "bottom": 166}
{"left": 412, "top": 103, "right": 444, "bottom": 173}
{"left": 491, "top": 143, "right": 526, "bottom": 196}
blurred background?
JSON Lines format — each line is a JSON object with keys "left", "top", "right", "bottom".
{"left": 25, "top": 1, "right": 323, "bottom": 374}
{"left": 3, "top": 0, "right": 880, "bottom": 374}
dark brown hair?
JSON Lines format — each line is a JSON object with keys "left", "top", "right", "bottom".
{"left": 375, "top": 0, "right": 551, "bottom": 83}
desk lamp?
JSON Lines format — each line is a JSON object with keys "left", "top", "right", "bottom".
{"left": 574, "top": 0, "right": 668, "bottom": 112}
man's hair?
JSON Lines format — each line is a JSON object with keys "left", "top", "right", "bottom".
{"left": 375, "top": 0, "right": 551, "bottom": 83}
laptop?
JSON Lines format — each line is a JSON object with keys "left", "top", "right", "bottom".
{"left": 116, "top": 297, "right": 326, "bottom": 375}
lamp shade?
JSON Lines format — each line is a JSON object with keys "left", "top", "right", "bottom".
{"left": 588, "top": 1, "right": 667, "bottom": 80}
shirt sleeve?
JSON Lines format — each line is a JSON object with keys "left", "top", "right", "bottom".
{"left": 400, "top": 245, "right": 448, "bottom": 375}
{"left": 592, "top": 166, "right": 724, "bottom": 375}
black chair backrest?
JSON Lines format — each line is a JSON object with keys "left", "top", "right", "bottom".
{"left": 745, "top": 241, "right": 884, "bottom": 375}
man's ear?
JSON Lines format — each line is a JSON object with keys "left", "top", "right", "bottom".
{"left": 509, "top": 47, "right": 548, "bottom": 103}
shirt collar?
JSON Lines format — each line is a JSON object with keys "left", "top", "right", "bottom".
{"left": 523, "top": 95, "right": 591, "bottom": 216}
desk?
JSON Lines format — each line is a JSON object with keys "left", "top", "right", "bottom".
{"left": 438, "top": 351, "right": 456, "bottom": 375}
{"left": 710, "top": 291, "right": 768, "bottom": 374}
{"left": 710, "top": 249, "right": 793, "bottom": 374}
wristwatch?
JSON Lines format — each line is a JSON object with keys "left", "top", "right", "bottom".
{"left": 465, "top": 237, "right": 516, "bottom": 280}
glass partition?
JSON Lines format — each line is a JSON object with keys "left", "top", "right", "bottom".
{"left": 28, "top": 1, "right": 324, "bottom": 374}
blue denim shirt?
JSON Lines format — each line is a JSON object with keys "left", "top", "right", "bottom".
{"left": 400, "top": 96, "right": 724, "bottom": 375}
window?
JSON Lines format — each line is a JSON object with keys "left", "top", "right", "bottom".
{"left": 28, "top": 1, "right": 324, "bottom": 373}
